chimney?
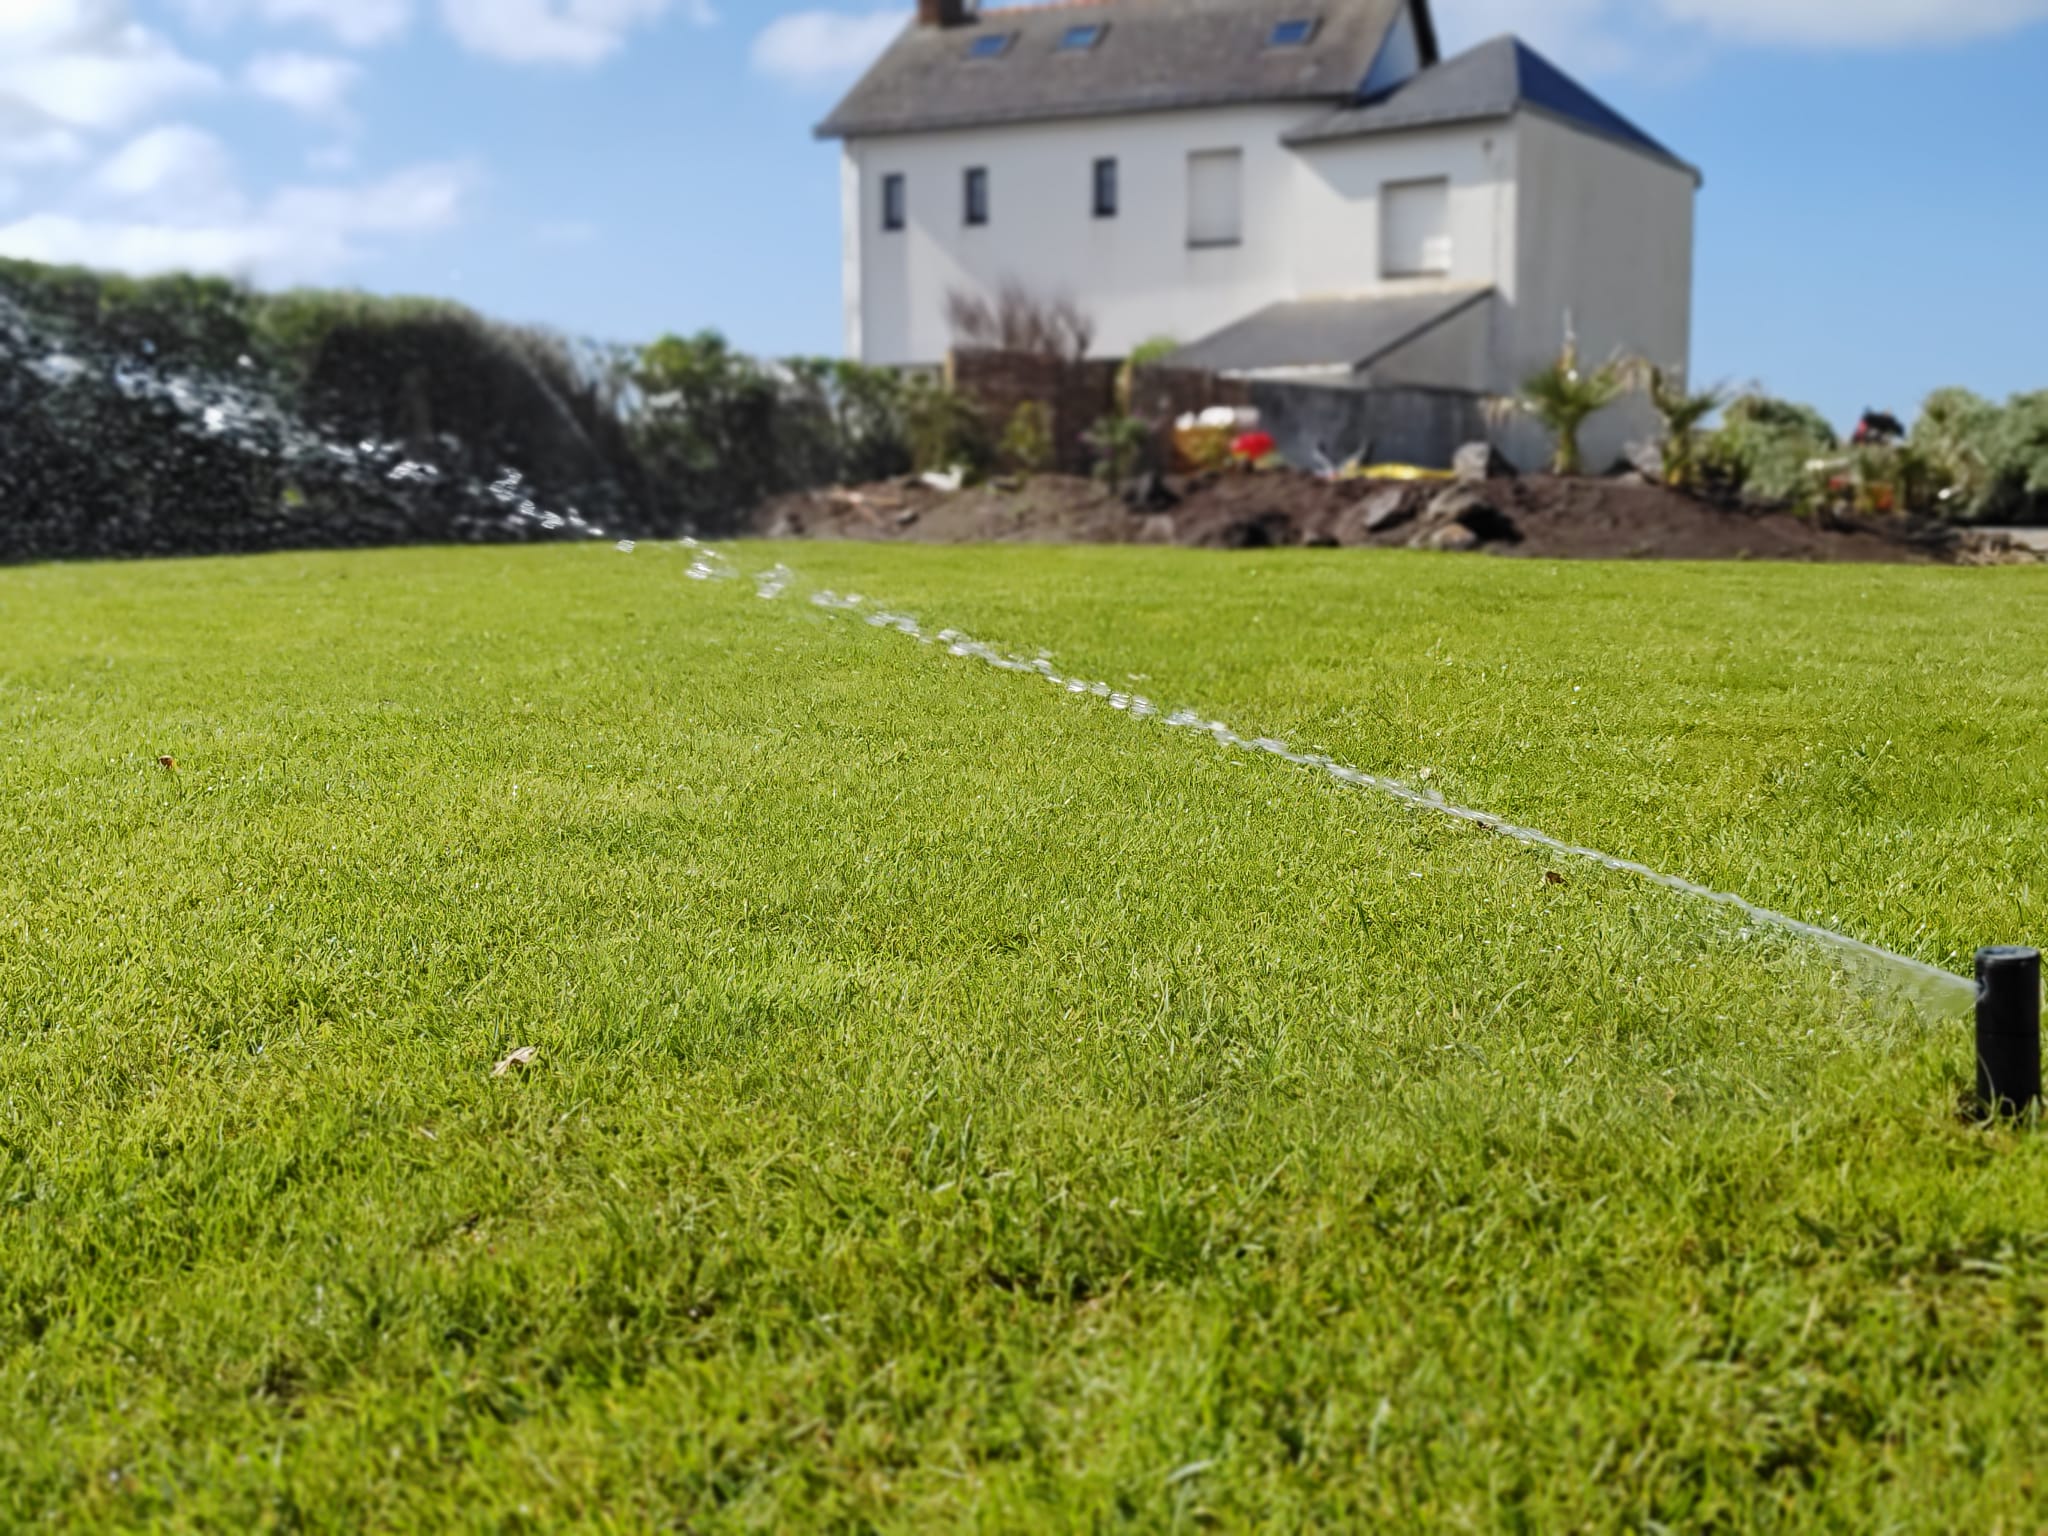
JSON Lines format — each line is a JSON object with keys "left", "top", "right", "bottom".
{"left": 918, "top": 0, "right": 970, "bottom": 25}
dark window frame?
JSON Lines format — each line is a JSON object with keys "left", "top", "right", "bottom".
{"left": 1268, "top": 18, "right": 1319, "bottom": 48}
{"left": 963, "top": 166, "right": 989, "bottom": 227}
{"left": 1059, "top": 23, "right": 1107, "bottom": 51}
{"left": 966, "top": 31, "right": 1016, "bottom": 59}
{"left": 1092, "top": 157, "right": 1118, "bottom": 219}
{"left": 881, "top": 173, "right": 906, "bottom": 232}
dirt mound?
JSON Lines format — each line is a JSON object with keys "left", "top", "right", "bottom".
{"left": 757, "top": 471, "right": 2024, "bottom": 565}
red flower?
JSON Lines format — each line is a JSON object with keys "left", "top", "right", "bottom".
{"left": 1232, "top": 431, "right": 1277, "bottom": 462}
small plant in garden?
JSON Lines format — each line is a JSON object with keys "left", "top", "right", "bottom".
{"left": 1519, "top": 340, "right": 1625, "bottom": 475}
{"left": 902, "top": 375, "right": 991, "bottom": 478}
{"left": 1631, "top": 362, "right": 1727, "bottom": 491}
{"left": 999, "top": 401, "right": 1055, "bottom": 475}
{"left": 1117, "top": 335, "right": 1182, "bottom": 415}
{"left": 1086, "top": 413, "right": 1152, "bottom": 484}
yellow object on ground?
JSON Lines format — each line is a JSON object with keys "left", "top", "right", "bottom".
{"left": 1348, "top": 464, "right": 1457, "bottom": 483}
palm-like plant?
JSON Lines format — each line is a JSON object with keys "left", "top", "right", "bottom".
{"left": 1633, "top": 362, "right": 1728, "bottom": 490}
{"left": 1520, "top": 340, "right": 1625, "bottom": 475}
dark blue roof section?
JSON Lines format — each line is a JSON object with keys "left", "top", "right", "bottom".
{"left": 1512, "top": 40, "right": 1676, "bottom": 161}
{"left": 1285, "top": 35, "right": 1690, "bottom": 173}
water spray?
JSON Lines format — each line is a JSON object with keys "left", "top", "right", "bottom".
{"left": 663, "top": 545, "right": 2046, "bottom": 1118}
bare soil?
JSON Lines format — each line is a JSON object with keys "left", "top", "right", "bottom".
{"left": 756, "top": 471, "right": 2034, "bottom": 565}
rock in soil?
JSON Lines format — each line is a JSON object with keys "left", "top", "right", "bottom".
{"left": 1411, "top": 485, "right": 1522, "bottom": 549}
{"left": 1359, "top": 486, "right": 1419, "bottom": 534}
{"left": 1454, "top": 442, "right": 1518, "bottom": 483}
{"left": 1414, "top": 521, "right": 1484, "bottom": 553}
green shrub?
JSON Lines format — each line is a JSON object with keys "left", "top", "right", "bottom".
{"left": 999, "top": 401, "right": 1055, "bottom": 475}
{"left": 1699, "top": 394, "right": 1839, "bottom": 506}
{"left": 1986, "top": 392, "right": 2048, "bottom": 522}
{"left": 1908, "top": 387, "right": 1999, "bottom": 517}
{"left": 1116, "top": 335, "right": 1182, "bottom": 414}
{"left": 1, "top": 259, "right": 259, "bottom": 369}
{"left": 1086, "top": 414, "right": 1152, "bottom": 484}
{"left": 902, "top": 375, "right": 991, "bottom": 477}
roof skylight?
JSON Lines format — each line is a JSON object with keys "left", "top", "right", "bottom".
{"left": 966, "top": 32, "right": 1016, "bottom": 59}
{"left": 1058, "top": 23, "right": 1107, "bottom": 51}
{"left": 1269, "top": 18, "right": 1319, "bottom": 48}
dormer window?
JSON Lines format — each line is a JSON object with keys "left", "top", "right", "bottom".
{"left": 1059, "top": 24, "right": 1107, "bottom": 51}
{"left": 966, "top": 32, "right": 1015, "bottom": 59}
{"left": 1268, "top": 18, "right": 1318, "bottom": 48}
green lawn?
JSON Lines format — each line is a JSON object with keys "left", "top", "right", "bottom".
{"left": 4, "top": 541, "right": 2047, "bottom": 1530}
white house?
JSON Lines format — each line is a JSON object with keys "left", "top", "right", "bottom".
{"left": 819, "top": 0, "right": 1700, "bottom": 467}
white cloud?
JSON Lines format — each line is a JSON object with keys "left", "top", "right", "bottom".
{"left": 176, "top": 0, "right": 413, "bottom": 49}
{"left": 438, "top": 0, "right": 697, "bottom": 65}
{"left": 244, "top": 51, "right": 361, "bottom": 118}
{"left": 90, "top": 123, "right": 243, "bottom": 217}
{"left": 0, "top": 3, "right": 218, "bottom": 143}
{"left": 0, "top": 124, "right": 89, "bottom": 168}
{"left": 751, "top": 7, "right": 905, "bottom": 87}
{"left": 0, "top": 149, "right": 474, "bottom": 282}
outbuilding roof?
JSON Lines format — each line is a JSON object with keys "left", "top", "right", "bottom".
{"left": 1285, "top": 35, "right": 1693, "bottom": 173}
{"left": 817, "top": 0, "right": 1436, "bottom": 140}
{"left": 1164, "top": 285, "right": 1494, "bottom": 375}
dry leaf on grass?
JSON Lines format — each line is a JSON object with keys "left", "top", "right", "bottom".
{"left": 492, "top": 1046, "right": 538, "bottom": 1078}
{"left": 1544, "top": 871, "right": 1568, "bottom": 887}
{"left": 157, "top": 756, "right": 177, "bottom": 772}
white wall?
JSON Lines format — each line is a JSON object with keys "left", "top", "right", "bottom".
{"left": 1507, "top": 111, "right": 1698, "bottom": 466}
{"left": 840, "top": 102, "right": 1698, "bottom": 474}
{"left": 844, "top": 108, "right": 1513, "bottom": 368}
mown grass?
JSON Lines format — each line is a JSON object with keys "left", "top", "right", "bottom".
{"left": 3, "top": 541, "right": 2047, "bottom": 1530}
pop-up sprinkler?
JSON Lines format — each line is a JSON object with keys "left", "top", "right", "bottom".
{"left": 1977, "top": 947, "right": 2042, "bottom": 1119}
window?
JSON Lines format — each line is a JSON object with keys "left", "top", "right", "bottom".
{"left": 1059, "top": 23, "right": 1106, "bottom": 51}
{"left": 964, "top": 166, "right": 989, "bottom": 227}
{"left": 1268, "top": 18, "right": 1318, "bottom": 47}
{"left": 1186, "top": 149, "right": 1243, "bottom": 248}
{"left": 966, "top": 32, "right": 1015, "bottom": 58}
{"left": 1093, "top": 157, "right": 1118, "bottom": 219}
{"left": 881, "top": 173, "right": 905, "bottom": 233}
{"left": 1382, "top": 177, "right": 1451, "bottom": 276}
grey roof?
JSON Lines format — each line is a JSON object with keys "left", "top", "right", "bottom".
{"left": 1286, "top": 35, "right": 1692, "bottom": 171}
{"left": 1164, "top": 285, "right": 1493, "bottom": 374}
{"left": 817, "top": 0, "right": 1437, "bottom": 140}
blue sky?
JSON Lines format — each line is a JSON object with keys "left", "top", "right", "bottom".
{"left": 2, "top": 0, "right": 2044, "bottom": 429}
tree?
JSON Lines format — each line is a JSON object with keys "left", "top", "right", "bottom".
{"left": 1519, "top": 340, "right": 1625, "bottom": 475}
